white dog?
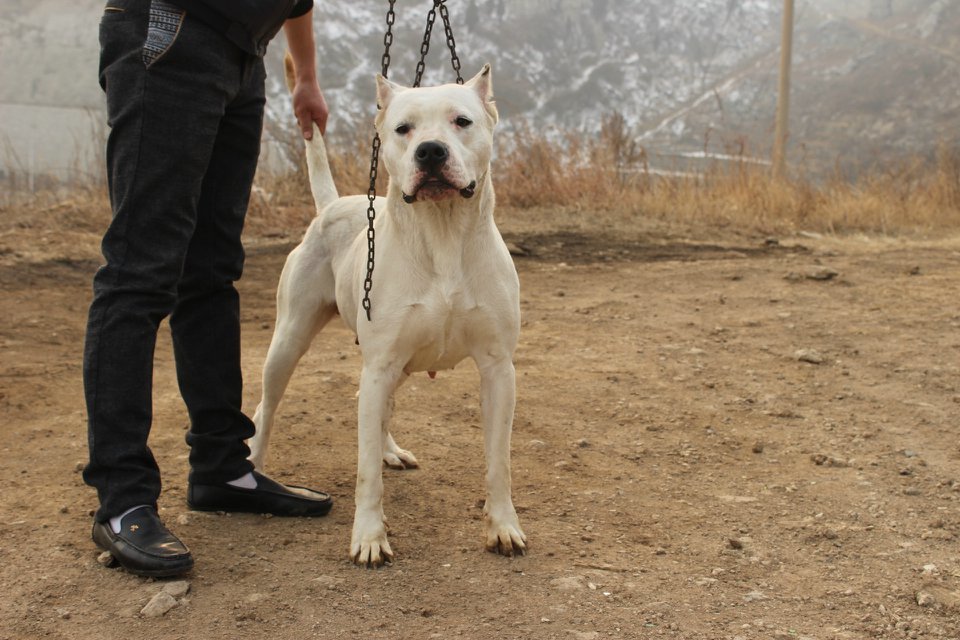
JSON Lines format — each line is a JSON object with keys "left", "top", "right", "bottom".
{"left": 249, "top": 60, "right": 526, "bottom": 566}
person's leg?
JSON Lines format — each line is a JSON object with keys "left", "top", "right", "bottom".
{"left": 171, "top": 56, "right": 266, "bottom": 486}
{"left": 83, "top": 0, "right": 245, "bottom": 522}
{"left": 176, "top": 55, "right": 334, "bottom": 519}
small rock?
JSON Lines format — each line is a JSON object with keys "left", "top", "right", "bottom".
{"left": 752, "top": 442, "right": 764, "bottom": 454}
{"left": 527, "top": 439, "right": 548, "bottom": 450}
{"left": 743, "top": 590, "right": 768, "bottom": 602}
{"left": 794, "top": 349, "right": 824, "bottom": 365}
{"left": 56, "top": 608, "right": 71, "bottom": 620}
{"left": 921, "top": 564, "right": 939, "bottom": 576}
{"left": 728, "top": 538, "right": 744, "bottom": 550}
{"left": 141, "top": 592, "right": 178, "bottom": 618}
{"left": 784, "top": 266, "right": 838, "bottom": 282}
{"left": 806, "top": 266, "right": 838, "bottom": 280}
{"left": 74, "top": 462, "right": 85, "bottom": 473}
{"left": 97, "top": 551, "right": 116, "bottom": 567}
{"left": 574, "top": 438, "right": 591, "bottom": 448}
{"left": 810, "top": 453, "right": 849, "bottom": 467}
{"left": 176, "top": 513, "right": 191, "bottom": 526}
{"left": 162, "top": 581, "right": 191, "bottom": 599}
{"left": 916, "top": 590, "right": 937, "bottom": 608}
{"left": 567, "top": 632, "right": 599, "bottom": 640}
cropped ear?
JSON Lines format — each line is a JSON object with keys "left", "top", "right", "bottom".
{"left": 465, "top": 64, "right": 498, "bottom": 124}
{"left": 375, "top": 74, "right": 406, "bottom": 126}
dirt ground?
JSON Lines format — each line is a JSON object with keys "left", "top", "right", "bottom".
{"left": 1, "top": 206, "right": 960, "bottom": 640}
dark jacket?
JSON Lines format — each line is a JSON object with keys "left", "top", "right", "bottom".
{"left": 166, "top": 0, "right": 313, "bottom": 57}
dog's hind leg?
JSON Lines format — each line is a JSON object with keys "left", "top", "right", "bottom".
{"left": 250, "top": 248, "right": 336, "bottom": 470}
{"left": 381, "top": 374, "right": 419, "bottom": 470}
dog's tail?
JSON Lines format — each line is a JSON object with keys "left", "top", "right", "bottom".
{"left": 284, "top": 52, "right": 338, "bottom": 213}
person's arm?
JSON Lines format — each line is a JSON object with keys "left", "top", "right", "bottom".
{"left": 284, "top": 10, "right": 328, "bottom": 140}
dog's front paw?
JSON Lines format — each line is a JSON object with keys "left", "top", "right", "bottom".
{"left": 350, "top": 513, "right": 394, "bottom": 568}
{"left": 484, "top": 508, "right": 527, "bottom": 557}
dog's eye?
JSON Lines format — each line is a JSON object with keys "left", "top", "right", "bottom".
{"left": 395, "top": 124, "right": 411, "bottom": 135}
{"left": 455, "top": 116, "right": 473, "bottom": 128}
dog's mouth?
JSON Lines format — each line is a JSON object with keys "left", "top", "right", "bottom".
{"left": 402, "top": 177, "right": 477, "bottom": 204}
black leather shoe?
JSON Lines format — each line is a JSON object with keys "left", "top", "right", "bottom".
{"left": 187, "top": 471, "right": 333, "bottom": 517}
{"left": 92, "top": 507, "right": 194, "bottom": 577}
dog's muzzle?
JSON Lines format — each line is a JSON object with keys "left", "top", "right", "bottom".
{"left": 401, "top": 140, "right": 477, "bottom": 203}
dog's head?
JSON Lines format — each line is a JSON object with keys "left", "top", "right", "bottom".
{"left": 374, "top": 65, "right": 498, "bottom": 204}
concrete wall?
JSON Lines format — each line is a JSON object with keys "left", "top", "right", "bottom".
{"left": 0, "top": 103, "right": 106, "bottom": 186}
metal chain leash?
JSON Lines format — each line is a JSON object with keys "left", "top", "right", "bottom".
{"left": 413, "top": 0, "right": 463, "bottom": 87}
{"left": 412, "top": 2, "right": 436, "bottom": 87}
{"left": 380, "top": 0, "right": 395, "bottom": 76}
{"left": 362, "top": 0, "right": 396, "bottom": 321}
{"left": 437, "top": 1, "right": 464, "bottom": 84}
{"left": 363, "top": 0, "right": 462, "bottom": 321}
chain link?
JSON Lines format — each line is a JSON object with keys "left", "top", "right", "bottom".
{"left": 364, "top": 0, "right": 463, "bottom": 321}
{"left": 380, "top": 1, "right": 395, "bottom": 77}
{"left": 362, "top": 132, "right": 380, "bottom": 321}
{"left": 413, "top": 0, "right": 463, "bottom": 87}
{"left": 437, "top": 1, "right": 463, "bottom": 84}
{"left": 362, "top": 0, "right": 396, "bottom": 321}
{"left": 413, "top": 3, "right": 437, "bottom": 87}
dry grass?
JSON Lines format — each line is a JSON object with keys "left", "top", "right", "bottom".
{"left": 254, "top": 113, "right": 960, "bottom": 237}
{"left": 492, "top": 114, "right": 960, "bottom": 235}
{"left": 4, "top": 116, "right": 959, "bottom": 240}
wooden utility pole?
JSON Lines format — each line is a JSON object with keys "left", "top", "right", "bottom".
{"left": 772, "top": 0, "right": 794, "bottom": 180}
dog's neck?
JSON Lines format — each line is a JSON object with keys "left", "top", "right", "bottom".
{"left": 380, "top": 171, "right": 497, "bottom": 275}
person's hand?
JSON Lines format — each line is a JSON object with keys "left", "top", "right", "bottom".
{"left": 292, "top": 79, "right": 328, "bottom": 140}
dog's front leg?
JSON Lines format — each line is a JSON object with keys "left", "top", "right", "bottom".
{"left": 479, "top": 357, "right": 527, "bottom": 556}
{"left": 350, "top": 364, "right": 400, "bottom": 567}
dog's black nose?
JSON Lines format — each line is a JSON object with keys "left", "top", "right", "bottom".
{"left": 414, "top": 141, "right": 449, "bottom": 170}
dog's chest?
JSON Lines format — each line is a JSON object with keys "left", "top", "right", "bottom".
{"left": 400, "top": 284, "right": 485, "bottom": 372}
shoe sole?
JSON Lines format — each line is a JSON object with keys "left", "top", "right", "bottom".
{"left": 186, "top": 499, "right": 333, "bottom": 517}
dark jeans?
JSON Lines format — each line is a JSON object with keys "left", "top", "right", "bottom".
{"left": 83, "top": 0, "right": 265, "bottom": 521}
